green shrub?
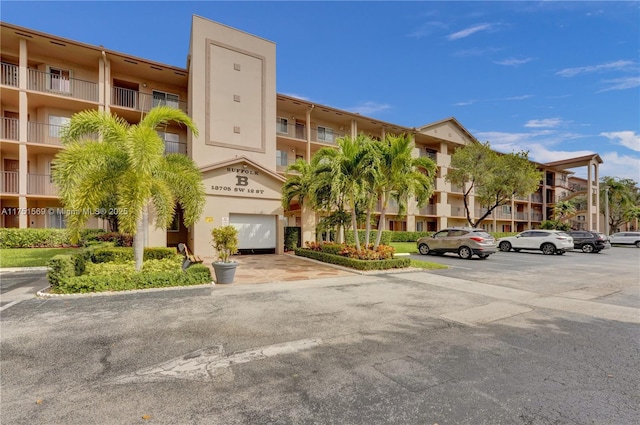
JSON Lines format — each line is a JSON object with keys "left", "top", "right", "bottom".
{"left": 95, "top": 232, "right": 133, "bottom": 247}
{"left": 344, "top": 230, "right": 393, "bottom": 245}
{"left": 92, "top": 247, "right": 177, "bottom": 263}
{"left": 490, "top": 232, "right": 519, "bottom": 239}
{"left": 388, "top": 231, "right": 433, "bottom": 242}
{"left": 284, "top": 227, "right": 301, "bottom": 251}
{"left": 294, "top": 248, "right": 410, "bottom": 271}
{"left": 47, "top": 255, "right": 76, "bottom": 288}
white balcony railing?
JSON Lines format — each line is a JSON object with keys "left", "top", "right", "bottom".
{"left": 28, "top": 69, "right": 99, "bottom": 102}
{"left": 451, "top": 206, "right": 465, "bottom": 217}
{"left": 1, "top": 63, "right": 19, "bottom": 87}
{"left": 276, "top": 120, "right": 346, "bottom": 144}
{"left": 112, "top": 87, "right": 187, "bottom": 113}
{"left": 1, "top": 117, "right": 19, "bottom": 140}
{"left": 164, "top": 140, "right": 187, "bottom": 155}
{"left": 419, "top": 204, "right": 436, "bottom": 216}
{"left": 1, "top": 171, "right": 19, "bottom": 193}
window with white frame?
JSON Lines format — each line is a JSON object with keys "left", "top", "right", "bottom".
{"left": 276, "top": 150, "right": 288, "bottom": 167}
{"left": 49, "top": 115, "right": 70, "bottom": 138}
{"left": 276, "top": 117, "right": 288, "bottom": 134}
{"left": 152, "top": 90, "right": 179, "bottom": 108}
{"left": 502, "top": 205, "right": 512, "bottom": 214}
{"left": 317, "top": 126, "right": 334, "bottom": 143}
{"left": 48, "top": 67, "right": 71, "bottom": 92}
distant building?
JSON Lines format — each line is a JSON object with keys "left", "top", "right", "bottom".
{"left": 0, "top": 16, "right": 604, "bottom": 255}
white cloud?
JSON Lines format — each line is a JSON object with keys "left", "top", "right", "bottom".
{"left": 407, "top": 21, "right": 447, "bottom": 39}
{"left": 344, "top": 101, "right": 391, "bottom": 115}
{"left": 525, "top": 118, "right": 563, "bottom": 128}
{"left": 281, "top": 92, "right": 311, "bottom": 101}
{"left": 597, "top": 76, "right": 640, "bottom": 92}
{"left": 600, "top": 131, "right": 640, "bottom": 152}
{"left": 494, "top": 57, "right": 534, "bottom": 66}
{"left": 454, "top": 94, "right": 533, "bottom": 107}
{"left": 556, "top": 60, "right": 635, "bottom": 77}
{"left": 599, "top": 152, "right": 640, "bottom": 181}
{"left": 446, "top": 23, "right": 493, "bottom": 41}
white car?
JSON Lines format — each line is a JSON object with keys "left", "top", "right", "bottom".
{"left": 497, "top": 230, "right": 574, "bottom": 255}
{"left": 609, "top": 232, "right": 640, "bottom": 248}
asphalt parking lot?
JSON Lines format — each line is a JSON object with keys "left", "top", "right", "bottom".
{"left": 1, "top": 247, "right": 639, "bottom": 424}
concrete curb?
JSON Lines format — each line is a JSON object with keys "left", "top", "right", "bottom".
{"left": 0, "top": 266, "right": 49, "bottom": 273}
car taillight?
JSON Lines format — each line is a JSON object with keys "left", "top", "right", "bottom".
{"left": 470, "top": 237, "right": 485, "bottom": 242}
{"left": 556, "top": 236, "right": 567, "bottom": 240}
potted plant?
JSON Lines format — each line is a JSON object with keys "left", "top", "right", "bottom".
{"left": 210, "top": 225, "right": 239, "bottom": 284}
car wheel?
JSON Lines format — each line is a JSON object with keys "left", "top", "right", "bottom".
{"left": 418, "top": 243, "right": 430, "bottom": 255}
{"left": 581, "top": 244, "right": 594, "bottom": 253}
{"left": 541, "top": 243, "right": 556, "bottom": 255}
{"left": 635, "top": 241, "right": 640, "bottom": 248}
{"left": 478, "top": 254, "right": 490, "bottom": 260}
{"left": 555, "top": 250, "right": 565, "bottom": 255}
{"left": 458, "top": 246, "right": 472, "bottom": 260}
{"left": 499, "top": 241, "right": 512, "bottom": 252}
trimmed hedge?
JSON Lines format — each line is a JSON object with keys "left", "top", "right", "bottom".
{"left": 54, "top": 264, "right": 212, "bottom": 294}
{"left": 295, "top": 248, "right": 410, "bottom": 271}
{"left": 91, "top": 247, "right": 177, "bottom": 263}
{"left": 388, "top": 231, "right": 433, "bottom": 242}
{"left": 344, "top": 230, "right": 393, "bottom": 245}
{"left": 0, "top": 228, "right": 108, "bottom": 248}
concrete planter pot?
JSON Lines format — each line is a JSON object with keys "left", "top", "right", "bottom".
{"left": 212, "top": 261, "right": 238, "bottom": 284}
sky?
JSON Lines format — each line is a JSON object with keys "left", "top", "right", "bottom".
{"left": 2, "top": 1, "right": 639, "bottom": 181}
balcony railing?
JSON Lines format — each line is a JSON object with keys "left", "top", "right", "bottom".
{"left": 27, "top": 122, "right": 65, "bottom": 146}
{"left": 419, "top": 204, "right": 436, "bottom": 216}
{"left": 1, "top": 171, "right": 19, "bottom": 193}
{"left": 1, "top": 117, "right": 19, "bottom": 140}
{"left": 276, "top": 158, "right": 297, "bottom": 173}
{"left": 514, "top": 212, "right": 528, "bottom": 220}
{"left": 451, "top": 206, "right": 465, "bottom": 217}
{"left": 451, "top": 184, "right": 464, "bottom": 193}
{"left": 276, "top": 120, "right": 346, "bottom": 144}
{"left": 531, "top": 194, "right": 543, "bottom": 203}
{"left": 28, "top": 69, "right": 99, "bottom": 102}
{"left": 531, "top": 213, "right": 543, "bottom": 222}
{"left": 1, "top": 63, "right": 19, "bottom": 87}
{"left": 569, "top": 183, "right": 587, "bottom": 192}
{"left": 112, "top": 87, "right": 187, "bottom": 113}
{"left": 164, "top": 140, "right": 187, "bottom": 155}
{"left": 494, "top": 211, "right": 512, "bottom": 220}
{"left": 27, "top": 174, "right": 57, "bottom": 196}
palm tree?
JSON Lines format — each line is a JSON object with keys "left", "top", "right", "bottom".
{"left": 313, "top": 135, "right": 377, "bottom": 251}
{"left": 553, "top": 200, "right": 577, "bottom": 227}
{"left": 53, "top": 106, "right": 205, "bottom": 271}
{"left": 372, "top": 134, "right": 436, "bottom": 249}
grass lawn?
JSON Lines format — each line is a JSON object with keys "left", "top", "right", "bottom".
{"left": 390, "top": 242, "right": 418, "bottom": 254}
{"left": 0, "top": 247, "right": 83, "bottom": 268}
{"left": 390, "top": 242, "right": 448, "bottom": 270}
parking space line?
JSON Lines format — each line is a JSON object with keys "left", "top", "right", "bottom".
{"left": 0, "top": 300, "right": 21, "bottom": 312}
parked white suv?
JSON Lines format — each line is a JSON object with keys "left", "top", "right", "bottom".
{"left": 609, "top": 232, "right": 640, "bottom": 248}
{"left": 497, "top": 230, "right": 574, "bottom": 255}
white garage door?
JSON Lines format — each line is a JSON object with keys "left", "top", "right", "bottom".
{"left": 229, "top": 214, "right": 276, "bottom": 250}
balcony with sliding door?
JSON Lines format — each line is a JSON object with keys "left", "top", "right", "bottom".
{"left": 27, "top": 68, "right": 99, "bottom": 110}
{"left": 111, "top": 85, "right": 188, "bottom": 123}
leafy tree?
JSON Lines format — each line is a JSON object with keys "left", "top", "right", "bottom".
{"left": 371, "top": 133, "right": 436, "bottom": 249}
{"left": 600, "top": 176, "right": 640, "bottom": 233}
{"left": 446, "top": 141, "right": 542, "bottom": 227}
{"left": 53, "top": 106, "right": 205, "bottom": 271}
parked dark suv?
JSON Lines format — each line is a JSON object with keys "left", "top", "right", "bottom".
{"left": 567, "top": 231, "right": 610, "bottom": 253}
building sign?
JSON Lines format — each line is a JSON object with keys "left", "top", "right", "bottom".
{"left": 202, "top": 161, "right": 284, "bottom": 201}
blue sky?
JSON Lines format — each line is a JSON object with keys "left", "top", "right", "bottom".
{"left": 3, "top": 1, "right": 639, "bottom": 180}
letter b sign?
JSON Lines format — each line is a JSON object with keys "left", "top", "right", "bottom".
{"left": 236, "top": 176, "right": 249, "bottom": 186}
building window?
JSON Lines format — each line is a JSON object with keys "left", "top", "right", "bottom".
{"left": 276, "top": 150, "right": 288, "bottom": 167}
{"left": 277, "top": 117, "right": 288, "bottom": 134}
{"left": 48, "top": 67, "right": 70, "bottom": 92}
{"left": 502, "top": 205, "right": 512, "bottom": 214}
{"left": 416, "top": 222, "right": 423, "bottom": 232}
{"left": 158, "top": 131, "right": 182, "bottom": 154}
{"left": 48, "top": 209, "right": 66, "bottom": 229}
{"left": 317, "top": 126, "right": 334, "bottom": 143}
{"left": 167, "top": 212, "right": 179, "bottom": 232}
{"left": 152, "top": 90, "right": 179, "bottom": 108}
{"left": 49, "top": 115, "right": 70, "bottom": 138}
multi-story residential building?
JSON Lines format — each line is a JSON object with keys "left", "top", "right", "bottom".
{"left": 0, "top": 16, "right": 603, "bottom": 256}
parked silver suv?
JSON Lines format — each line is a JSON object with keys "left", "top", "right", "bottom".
{"left": 609, "top": 232, "right": 640, "bottom": 248}
{"left": 417, "top": 228, "right": 497, "bottom": 259}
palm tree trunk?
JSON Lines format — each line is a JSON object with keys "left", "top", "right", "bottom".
{"left": 133, "top": 217, "right": 144, "bottom": 272}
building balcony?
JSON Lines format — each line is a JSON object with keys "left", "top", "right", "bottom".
{"left": 451, "top": 206, "right": 465, "bottom": 217}
{"left": 419, "top": 204, "right": 436, "bottom": 216}
{"left": 1, "top": 117, "right": 19, "bottom": 141}
{"left": 451, "top": 184, "right": 464, "bottom": 193}
{"left": 27, "top": 174, "right": 57, "bottom": 196}
{"left": 111, "top": 87, "right": 187, "bottom": 113}
{"left": 27, "top": 122, "right": 65, "bottom": 146}
{"left": 531, "top": 213, "right": 543, "bottom": 222}
{"left": 28, "top": 69, "right": 99, "bottom": 102}
{"left": 1, "top": 62, "right": 18, "bottom": 87}
{"left": 531, "top": 194, "right": 543, "bottom": 203}
{"left": 164, "top": 140, "right": 187, "bottom": 155}
{"left": 1, "top": 171, "right": 19, "bottom": 194}
{"left": 514, "top": 211, "right": 528, "bottom": 221}
{"left": 276, "top": 120, "right": 346, "bottom": 144}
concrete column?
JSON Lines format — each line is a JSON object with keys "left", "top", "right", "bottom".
{"left": 18, "top": 38, "right": 28, "bottom": 228}
{"left": 593, "top": 161, "right": 600, "bottom": 232}
{"left": 305, "top": 106, "right": 312, "bottom": 162}
{"left": 587, "top": 162, "right": 593, "bottom": 231}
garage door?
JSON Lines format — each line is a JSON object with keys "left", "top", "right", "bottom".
{"left": 229, "top": 213, "right": 276, "bottom": 253}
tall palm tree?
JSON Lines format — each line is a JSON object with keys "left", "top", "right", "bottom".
{"left": 53, "top": 106, "right": 205, "bottom": 271}
{"left": 313, "top": 135, "right": 377, "bottom": 251}
{"left": 372, "top": 134, "right": 436, "bottom": 249}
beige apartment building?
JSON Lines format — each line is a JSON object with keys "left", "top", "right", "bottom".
{"left": 0, "top": 16, "right": 604, "bottom": 256}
